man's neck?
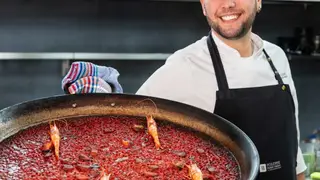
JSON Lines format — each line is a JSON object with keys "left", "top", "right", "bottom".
{"left": 213, "top": 30, "right": 253, "bottom": 57}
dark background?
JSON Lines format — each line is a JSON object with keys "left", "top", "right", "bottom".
{"left": 0, "top": 0, "right": 319, "bottom": 140}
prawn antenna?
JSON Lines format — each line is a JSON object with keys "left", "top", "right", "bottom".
{"left": 136, "top": 98, "right": 159, "bottom": 116}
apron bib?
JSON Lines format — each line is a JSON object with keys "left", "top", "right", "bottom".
{"left": 207, "top": 32, "right": 298, "bottom": 180}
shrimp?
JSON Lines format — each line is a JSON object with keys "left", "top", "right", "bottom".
{"left": 146, "top": 115, "right": 161, "bottom": 149}
{"left": 41, "top": 141, "right": 53, "bottom": 152}
{"left": 49, "top": 121, "right": 60, "bottom": 160}
{"left": 99, "top": 167, "right": 111, "bottom": 180}
{"left": 187, "top": 164, "right": 203, "bottom": 180}
{"left": 100, "top": 173, "right": 111, "bottom": 180}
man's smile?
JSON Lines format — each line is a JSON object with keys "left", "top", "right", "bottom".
{"left": 220, "top": 14, "right": 240, "bottom": 21}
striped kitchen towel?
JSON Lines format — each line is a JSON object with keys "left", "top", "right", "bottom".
{"left": 67, "top": 76, "right": 113, "bottom": 94}
{"left": 62, "top": 61, "right": 123, "bottom": 94}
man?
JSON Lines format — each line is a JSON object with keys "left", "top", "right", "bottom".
{"left": 136, "top": 0, "right": 307, "bottom": 179}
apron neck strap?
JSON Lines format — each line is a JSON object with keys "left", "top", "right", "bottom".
{"left": 206, "top": 31, "right": 284, "bottom": 92}
{"left": 206, "top": 31, "right": 229, "bottom": 92}
{"left": 262, "top": 49, "right": 284, "bottom": 85}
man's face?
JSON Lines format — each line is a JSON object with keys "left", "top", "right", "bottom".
{"left": 200, "top": 0, "right": 261, "bottom": 40}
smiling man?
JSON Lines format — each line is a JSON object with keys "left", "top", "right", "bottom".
{"left": 136, "top": 0, "right": 307, "bottom": 179}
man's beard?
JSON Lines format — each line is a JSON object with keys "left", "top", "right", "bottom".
{"left": 206, "top": 7, "right": 257, "bottom": 40}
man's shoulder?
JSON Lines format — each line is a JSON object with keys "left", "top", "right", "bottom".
{"left": 166, "top": 36, "right": 208, "bottom": 64}
{"left": 262, "top": 39, "right": 292, "bottom": 80}
{"left": 263, "top": 39, "right": 287, "bottom": 59}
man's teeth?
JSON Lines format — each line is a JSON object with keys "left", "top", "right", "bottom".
{"left": 221, "top": 15, "right": 239, "bottom": 21}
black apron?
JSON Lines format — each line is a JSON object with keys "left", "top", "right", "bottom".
{"left": 206, "top": 32, "right": 298, "bottom": 180}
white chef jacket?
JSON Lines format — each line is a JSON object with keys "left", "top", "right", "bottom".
{"left": 136, "top": 32, "right": 307, "bottom": 174}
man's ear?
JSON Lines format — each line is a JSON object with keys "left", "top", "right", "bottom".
{"left": 200, "top": 0, "right": 207, "bottom": 16}
{"left": 256, "top": 0, "right": 262, "bottom": 12}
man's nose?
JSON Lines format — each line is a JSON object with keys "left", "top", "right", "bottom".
{"left": 221, "top": 0, "right": 236, "bottom": 9}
